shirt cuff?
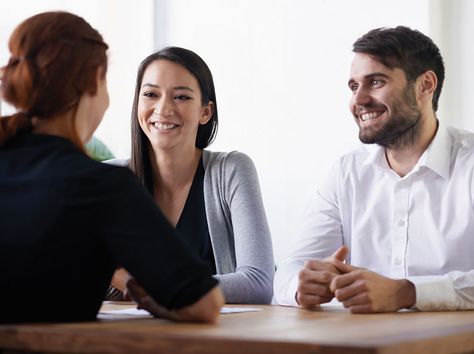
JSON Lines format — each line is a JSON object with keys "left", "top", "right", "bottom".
{"left": 407, "top": 275, "right": 457, "bottom": 311}
{"left": 278, "top": 275, "right": 299, "bottom": 307}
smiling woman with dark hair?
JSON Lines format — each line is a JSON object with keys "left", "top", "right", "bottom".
{"left": 107, "top": 47, "right": 275, "bottom": 304}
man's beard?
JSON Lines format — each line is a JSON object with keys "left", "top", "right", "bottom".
{"left": 358, "top": 83, "right": 421, "bottom": 149}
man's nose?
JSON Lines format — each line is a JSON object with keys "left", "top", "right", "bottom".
{"left": 352, "top": 87, "right": 372, "bottom": 106}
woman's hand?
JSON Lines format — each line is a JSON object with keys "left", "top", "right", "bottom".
{"left": 125, "top": 277, "right": 224, "bottom": 323}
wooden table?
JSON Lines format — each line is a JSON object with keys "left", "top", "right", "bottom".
{"left": 1, "top": 302, "right": 474, "bottom": 354}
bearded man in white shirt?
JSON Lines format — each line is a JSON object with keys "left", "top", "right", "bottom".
{"left": 274, "top": 26, "right": 474, "bottom": 313}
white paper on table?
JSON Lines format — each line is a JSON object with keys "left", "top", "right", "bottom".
{"left": 100, "top": 306, "right": 262, "bottom": 317}
{"left": 220, "top": 307, "right": 262, "bottom": 314}
{"left": 101, "top": 308, "right": 152, "bottom": 317}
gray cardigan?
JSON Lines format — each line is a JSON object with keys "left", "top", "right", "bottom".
{"left": 107, "top": 150, "right": 274, "bottom": 304}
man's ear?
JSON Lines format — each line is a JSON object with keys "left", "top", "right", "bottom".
{"left": 417, "top": 70, "right": 437, "bottom": 97}
{"left": 199, "top": 101, "right": 215, "bottom": 125}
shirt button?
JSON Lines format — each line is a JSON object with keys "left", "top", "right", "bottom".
{"left": 396, "top": 181, "right": 406, "bottom": 189}
{"left": 394, "top": 258, "right": 401, "bottom": 266}
{"left": 397, "top": 219, "right": 405, "bottom": 227}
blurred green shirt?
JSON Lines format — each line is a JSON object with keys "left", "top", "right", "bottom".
{"left": 85, "top": 136, "right": 115, "bottom": 161}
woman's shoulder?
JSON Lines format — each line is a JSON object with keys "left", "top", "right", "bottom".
{"left": 202, "top": 150, "right": 258, "bottom": 185}
{"left": 203, "top": 150, "right": 255, "bottom": 169}
{"left": 93, "top": 159, "right": 136, "bottom": 186}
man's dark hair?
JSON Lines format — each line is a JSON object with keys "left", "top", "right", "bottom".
{"left": 353, "top": 26, "right": 445, "bottom": 112}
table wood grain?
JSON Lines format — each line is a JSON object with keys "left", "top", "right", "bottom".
{"left": 1, "top": 302, "right": 473, "bottom": 354}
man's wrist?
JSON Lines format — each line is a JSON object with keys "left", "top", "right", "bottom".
{"left": 397, "top": 279, "right": 416, "bottom": 309}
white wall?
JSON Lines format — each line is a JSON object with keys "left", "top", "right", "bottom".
{"left": 153, "top": 0, "right": 432, "bottom": 264}
{"left": 430, "top": 0, "right": 474, "bottom": 130}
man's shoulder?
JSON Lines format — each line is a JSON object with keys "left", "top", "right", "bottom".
{"left": 447, "top": 126, "right": 474, "bottom": 150}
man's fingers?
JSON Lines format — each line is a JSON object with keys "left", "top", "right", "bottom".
{"left": 338, "top": 289, "right": 369, "bottom": 307}
{"left": 304, "top": 260, "right": 337, "bottom": 272}
{"left": 329, "top": 245, "right": 349, "bottom": 262}
{"left": 348, "top": 304, "right": 374, "bottom": 314}
{"left": 333, "top": 279, "right": 364, "bottom": 302}
{"left": 296, "top": 292, "right": 333, "bottom": 309}
{"left": 299, "top": 281, "right": 334, "bottom": 298}
{"left": 332, "top": 259, "right": 355, "bottom": 274}
{"left": 297, "top": 267, "right": 338, "bottom": 308}
{"left": 300, "top": 267, "right": 336, "bottom": 283}
{"left": 329, "top": 270, "right": 360, "bottom": 292}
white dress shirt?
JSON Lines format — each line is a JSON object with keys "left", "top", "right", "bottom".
{"left": 274, "top": 124, "right": 474, "bottom": 311}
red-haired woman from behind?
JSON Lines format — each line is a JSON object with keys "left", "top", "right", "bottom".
{"left": 0, "top": 11, "right": 223, "bottom": 324}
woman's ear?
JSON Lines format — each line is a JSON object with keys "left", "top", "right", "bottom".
{"left": 199, "top": 101, "right": 215, "bottom": 125}
{"left": 87, "top": 67, "right": 105, "bottom": 96}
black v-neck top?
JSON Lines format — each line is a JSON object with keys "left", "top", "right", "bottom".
{"left": 175, "top": 158, "right": 216, "bottom": 274}
{"left": 0, "top": 133, "right": 217, "bottom": 322}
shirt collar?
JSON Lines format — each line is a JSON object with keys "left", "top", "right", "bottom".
{"left": 361, "top": 144, "right": 390, "bottom": 171}
{"left": 360, "top": 121, "right": 452, "bottom": 180}
{"left": 420, "top": 122, "right": 451, "bottom": 180}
